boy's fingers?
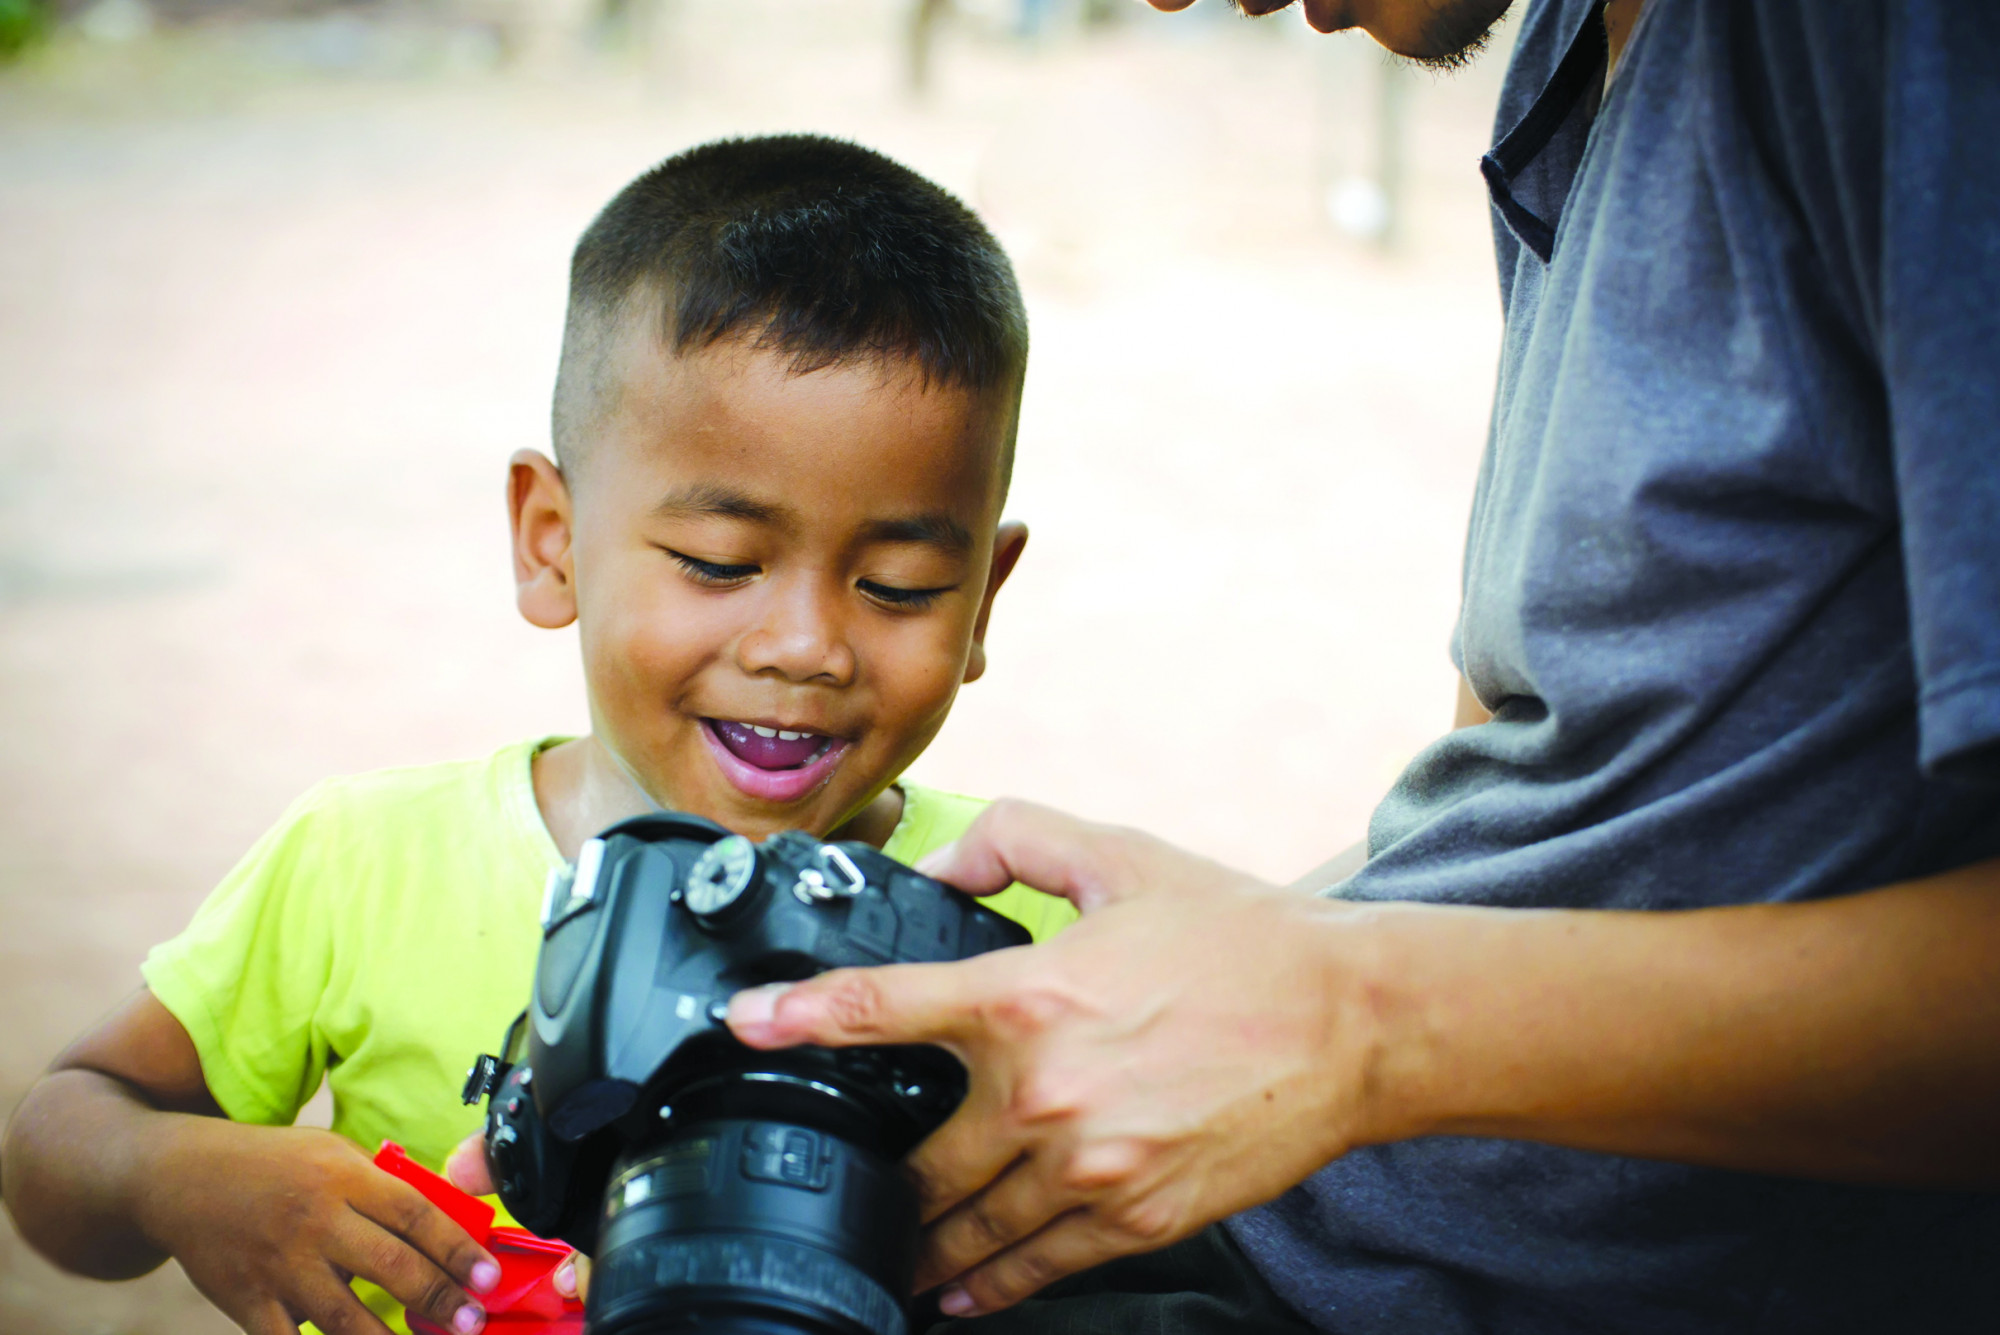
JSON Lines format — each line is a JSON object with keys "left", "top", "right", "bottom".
{"left": 240, "top": 1301, "right": 302, "bottom": 1335}
{"left": 355, "top": 1173, "right": 498, "bottom": 1295}
{"left": 554, "top": 1252, "right": 591, "bottom": 1299}
{"left": 330, "top": 1215, "right": 485, "bottom": 1335}
{"left": 445, "top": 1133, "right": 497, "bottom": 1199}
{"left": 727, "top": 956, "right": 1002, "bottom": 1052}
{"left": 294, "top": 1270, "right": 403, "bottom": 1335}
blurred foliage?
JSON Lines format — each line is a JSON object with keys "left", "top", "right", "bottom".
{"left": 0, "top": 0, "right": 48, "bottom": 59}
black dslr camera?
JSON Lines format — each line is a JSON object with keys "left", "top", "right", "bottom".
{"left": 462, "top": 812, "right": 1029, "bottom": 1335}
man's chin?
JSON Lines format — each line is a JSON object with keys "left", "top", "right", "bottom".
{"left": 1301, "top": 0, "right": 1515, "bottom": 64}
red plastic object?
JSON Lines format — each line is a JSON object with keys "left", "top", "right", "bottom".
{"left": 374, "top": 1142, "right": 585, "bottom": 1335}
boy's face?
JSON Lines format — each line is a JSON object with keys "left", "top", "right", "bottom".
{"left": 510, "top": 327, "right": 1025, "bottom": 840}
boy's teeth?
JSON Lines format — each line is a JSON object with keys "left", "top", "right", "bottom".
{"left": 740, "top": 723, "right": 812, "bottom": 741}
{"left": 709, "top": 719, "right": 837, "bottom": 774}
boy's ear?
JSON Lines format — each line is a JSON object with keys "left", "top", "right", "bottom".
{"left": 963, "top": 521, "right": 1029, "bottom": 685}
{"left": 509, "top": 449, "right": 578, "bottom": 630}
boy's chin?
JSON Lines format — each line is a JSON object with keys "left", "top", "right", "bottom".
{"left": 694, "top": 800, "right": 837, "bottom": 840}
{"left": 657, "top": 769, "right": 863, "bottom": 841}
{"left": 597, "top": 732, "right": 890, "bottom": 842}
{"left": 682, "top": 772, "right": 897, "bottom": 845}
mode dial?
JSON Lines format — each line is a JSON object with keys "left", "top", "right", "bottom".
{"left": 685, "top": 834, "right": 760, "bottom": 926}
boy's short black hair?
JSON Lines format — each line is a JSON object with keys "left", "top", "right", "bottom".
{"left": 555, "top": 134, "right": 1028, "bottom": 471}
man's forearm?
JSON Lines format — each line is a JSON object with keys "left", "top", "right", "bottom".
{"left": 730, "top": 802, "right": 2000, "bottom": 1312}
{"left": 1360, "top": 856, "right": 2000, "bottom": 1185}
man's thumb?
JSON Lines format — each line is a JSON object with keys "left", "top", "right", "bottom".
{"left": 916, "top": 798, "right": 1155, "bottom": 915}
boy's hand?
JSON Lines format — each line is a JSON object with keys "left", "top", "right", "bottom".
{"left": 142, "top": 1117, "right": 502, "bottom": 1335}
{"left": 443, "top": 1135, "right": 589, "bottom": 1302}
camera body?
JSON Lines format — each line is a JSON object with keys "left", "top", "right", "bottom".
{"left": 463, "top": 812, "right": 1030, "bottom": 1335}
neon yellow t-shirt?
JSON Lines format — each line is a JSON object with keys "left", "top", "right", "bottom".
{"left": 142, "top": 738, "right": 1071, "bottom": 1331}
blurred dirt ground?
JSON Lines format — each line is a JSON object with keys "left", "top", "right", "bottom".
{"left": 0, "top": 2, "right": 1511, "bottom": 1328}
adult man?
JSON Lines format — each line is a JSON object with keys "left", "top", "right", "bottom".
{"left": 724, "top": 0, "right": 2000, "bottom": 1331}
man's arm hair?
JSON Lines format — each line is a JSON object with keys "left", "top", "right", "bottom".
{"left": 1367, "top": 854, "right": 2000, "bottom": 1184}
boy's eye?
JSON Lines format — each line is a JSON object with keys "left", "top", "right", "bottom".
{"left": 667, "top": 550, "right": 759, "bottom": 586}
{"left": 859, "top": 579, "right": 955, "bottom": 610}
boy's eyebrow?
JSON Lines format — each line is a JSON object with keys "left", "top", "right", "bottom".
{"left": 655, "top": 484, "right": 974, "bottom": 554}
{"left": 861, "top": 514, "right": 974, "bottom": 553}
{"left": 652, "top": 482, "right": 790, "bottom": 525}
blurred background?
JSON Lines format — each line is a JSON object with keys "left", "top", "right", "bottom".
{"left": 0, "top": 0, "right": 1512, "bottom": 1327}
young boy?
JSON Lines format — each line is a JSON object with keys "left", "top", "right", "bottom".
{"left": 1, "top": 135, "right": 1071, "bottom": 1335}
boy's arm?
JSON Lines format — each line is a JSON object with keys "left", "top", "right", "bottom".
{"left": 5, "top": 989, "right": 220, "bottom": 1277}
{"left": 3, "top": 988, "right": 502, "bottom": 1335}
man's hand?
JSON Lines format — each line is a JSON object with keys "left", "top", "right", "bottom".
{"left": 723, "top": 801, "right": 2000, "bottom": 1318}
{"left": 725, "top": 801, "right": 1389, "bottom": 1317}
{"left": 137, "top": 1117, "right": 501, "bottom": 1335}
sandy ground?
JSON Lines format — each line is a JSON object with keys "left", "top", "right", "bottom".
{"left": 0, "top": 2, "right": 1512, "bottom": 1328}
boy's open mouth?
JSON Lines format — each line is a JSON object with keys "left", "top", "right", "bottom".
{"left": 700, "top": 718, "right": 851, "bottom": 804}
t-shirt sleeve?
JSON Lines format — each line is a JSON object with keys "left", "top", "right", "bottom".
{"left": 141, "top": 786, "right": 340, "bottom": 1126}
{"left": 1766, "top": 0, "right": 2000, "bottom": 782}
{"left": 1878, "top": 2, "right": 2000, "bottom": 781}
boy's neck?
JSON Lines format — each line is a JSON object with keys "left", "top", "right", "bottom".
{"left": 530, "top": 736, "right": 905, "bottom": 862}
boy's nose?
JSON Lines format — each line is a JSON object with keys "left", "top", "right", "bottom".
{"left": 735, "top": 585, "right": 856, "bottom": 686}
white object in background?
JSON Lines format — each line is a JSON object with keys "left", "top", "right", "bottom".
{"left": 1326, "top": 176, "right": 1391, "bottom": 241}
{"left": 77, "top": 0, "right": 153, "bottom": 43}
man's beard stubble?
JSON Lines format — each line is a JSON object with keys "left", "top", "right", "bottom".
{"left": 1224, "top": 0, "right": 1516, "bottom": 72}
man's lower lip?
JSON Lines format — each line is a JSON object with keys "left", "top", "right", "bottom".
{"left": 699, "top": 720, "right": 850, "bottom": 803}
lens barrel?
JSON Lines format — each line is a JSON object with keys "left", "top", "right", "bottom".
{"left": 589, "top": 1116, "right": 919, "bottom": 1335}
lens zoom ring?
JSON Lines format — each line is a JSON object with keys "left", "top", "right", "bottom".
{"left": 599, "top": 1232, "right": 909, "bottom": 1335}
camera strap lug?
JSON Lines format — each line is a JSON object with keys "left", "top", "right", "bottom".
{"left": 793, "top": 843, "right": 868, "bottom": 905}
{"left": 462, "top": 1053, "right": 509, "bottom": 1106}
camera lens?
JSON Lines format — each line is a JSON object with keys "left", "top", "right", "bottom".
{"left": 588, "top": 1094, "right": 921, "bottom": 1335}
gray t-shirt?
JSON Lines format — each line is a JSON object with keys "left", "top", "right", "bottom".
{"left": 1227, "top": 0, "right": 2000, "bottom": 1330}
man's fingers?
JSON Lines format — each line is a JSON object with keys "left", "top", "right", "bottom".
{"left": 912, "top": 1150, "right": 1073, "bottom": 1292}
{"left": 914, "top": 800, "right": 1159, "bottom": 914}
{"left": 728, "top": 956, "right": 1003, "bottom": 1051}
{"left": 355, "top": 1172, "right": 499, "bottom": 1296}
{"left": 444, "top": 1133, "right": 497, "bottom": 1200}
{"left": 329, "top": 1214, "right": 486, "bottom": 1335}
{"left": 937, "top": 1211, "right": 1155, "bottom": 1318}
{"left": 905, "top": 1085, "right": 1032, "bottom": 1226}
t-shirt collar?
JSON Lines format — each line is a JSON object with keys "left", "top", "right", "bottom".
{"left": 1482, "top": 0, "right": 1610, "bottom": 262}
